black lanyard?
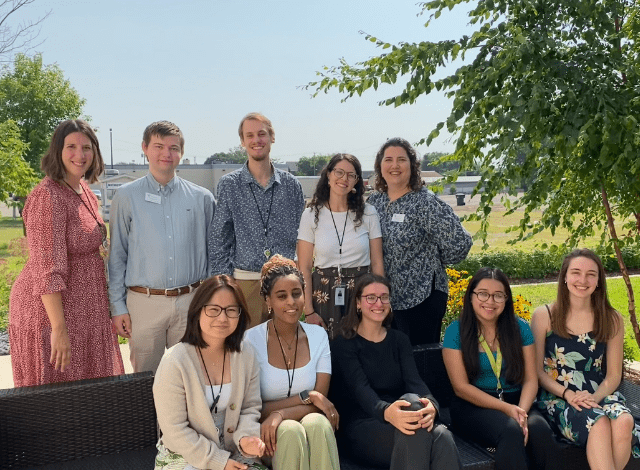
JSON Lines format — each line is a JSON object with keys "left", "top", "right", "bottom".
{"left": 62, "top": 181, "right": 107, "bottom": 249}
{"left": 271, "top": 320, "right": 299, "bottom": 398}
{"left": 327, "top": 202, "right": 348, "bottom": 257}
{"left": 249, "top": 184, "right": 275, "bottom": 238}
{"left": 198, "top": 347, "right": 226, "bottom": 413}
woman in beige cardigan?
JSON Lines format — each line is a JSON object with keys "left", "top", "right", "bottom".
{"left": 153, "top": 275, "right": 266, "bottom": 470}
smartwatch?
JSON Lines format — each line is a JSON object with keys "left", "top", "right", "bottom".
{"left": 299, "top": 389, "right": 312, "bottom": 405}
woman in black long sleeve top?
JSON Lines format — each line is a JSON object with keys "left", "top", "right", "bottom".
{"left": 331, "top": 273, "right": 461, "bottom": 470}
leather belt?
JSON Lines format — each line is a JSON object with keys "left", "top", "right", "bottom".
{"left": 129, "top": 280, "right": 202, "bottom": 297}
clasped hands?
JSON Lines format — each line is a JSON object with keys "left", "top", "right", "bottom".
{"left": 505, "top": 403, "right": 529, "bottom": 444}
{"left": 565, "top": 389, "right": 600, "bottom": 412}
{"left": 223, "top": 436, "right": 265, "bottom": 470}
{"left": 384, "top": 397, "right": 436, "bottom": 435}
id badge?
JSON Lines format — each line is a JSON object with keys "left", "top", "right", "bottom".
{"left": 334, "top": 286, "right": 346, "bottom": 306}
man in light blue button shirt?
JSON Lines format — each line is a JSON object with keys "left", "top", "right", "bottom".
{"left": 108, "top": 121, "right": 215, "bottom": 373}
{"left": 209, "top": 113, "right": 304, "bottom": 326}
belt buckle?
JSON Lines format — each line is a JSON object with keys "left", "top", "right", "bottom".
{"left": 164, "top": 288, "right": 171, "bottom": 297}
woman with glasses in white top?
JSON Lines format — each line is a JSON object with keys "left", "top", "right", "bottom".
{"left": 297, "top": 153, "right": 384, "bottom": 339}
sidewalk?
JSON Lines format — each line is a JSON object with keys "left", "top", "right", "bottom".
{"left": 0, "top": 343, "right": 134, "bottom": 389}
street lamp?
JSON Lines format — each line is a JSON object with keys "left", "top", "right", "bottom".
{"left": 109, "top": 128, "right": 113, "bottom": 169}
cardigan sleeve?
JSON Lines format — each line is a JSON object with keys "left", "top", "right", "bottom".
{"left": 153, "top": 349, "right": 231, "bottom": 470}
{"left": 231, "top": 343, "right": 262, "bottom": 455}
{"left": 332, "top": 336, "right": 390, "bottom": 423}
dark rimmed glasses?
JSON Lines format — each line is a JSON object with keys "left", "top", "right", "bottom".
{"left": 472, "top": 291, "right": 508, "bottom": 303}
{"left": 202, "top": 304, "right": 242, "bottom": 318}
{"left": 332, "top": 168, "right": 358, "bottom": 182}
{"left": 361, "top": 294, "right": 391, "bottom": 305}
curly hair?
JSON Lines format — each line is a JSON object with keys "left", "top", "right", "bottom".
{"left": 260, "top": 254, "right": 305, "bottom": 298}
{"left": 373, "top": 137, "right": 423, "bottom": 193}
{"left": 307, "top": 153, "right": 365, "bottom": 227}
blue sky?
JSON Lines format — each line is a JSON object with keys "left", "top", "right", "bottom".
{"left": 10, "top": 0, "right": 475, "bottom": 170}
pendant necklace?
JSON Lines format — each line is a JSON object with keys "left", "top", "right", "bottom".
{"left": 272, "top": 320, "right": 299, "bottom": 397}
{"left": 249, "top": 184, "right": 275, "bottom": 259}
{"left": 198, "top": 346, "right": 226, "bottom": 414}
{"left": 62, "top": 180, "right": 108, "bottom": 250}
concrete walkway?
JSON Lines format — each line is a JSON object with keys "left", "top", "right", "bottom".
{"left": 0, "top": 343, "right": 134, "bottom": 389}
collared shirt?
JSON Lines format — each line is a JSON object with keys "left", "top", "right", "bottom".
{"left": 368, "top": 188, "right": 472, "bottom": 310}
{"left": 108, "top": 173, "right": 215, "bottom": 316}
{"left": 208, "top": 162, "right": 305, "bottom": 275}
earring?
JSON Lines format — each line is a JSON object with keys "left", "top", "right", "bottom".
{"left": 351, "top": 188, "right": 356, "bottom": 193}
{"left": 268, "top": 307, "right": 273, "bottom": 318}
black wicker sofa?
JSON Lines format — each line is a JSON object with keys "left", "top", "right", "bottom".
{"left": 2, "top": 346, "right": 640, "bottom": 470}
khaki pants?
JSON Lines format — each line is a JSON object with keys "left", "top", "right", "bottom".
{"left": 126, "top": 288, "right": 196, "bottom": 373}
{"left": 236, "top": 278, "right": 268, "bottom": 327}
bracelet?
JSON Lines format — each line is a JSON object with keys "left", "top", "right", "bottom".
{"left": 562, "top": 388, "right": 569, "bottom": 400}
{"left": 271, "top": 410, "right": 285, "bottom": 422}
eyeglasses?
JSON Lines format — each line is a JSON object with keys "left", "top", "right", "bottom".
{"left": 472, "top": 291, "right": 508, "bottom": 303}
{"left": 332, "top": 168, "right": 358, "bottom": 182}
{"left": 361, "top": 294, "right": 391, "bottom": 305}
{"left": 202, "top": 304, "right": 242, "bottom": 318}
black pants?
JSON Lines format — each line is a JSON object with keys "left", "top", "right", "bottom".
{"left": 451, "top": 391, "right": 561, "bottom": 470}
{"left": 393, "top": 281, "right": 448, "bottom": 345}
{"left": 342, "top": 393, "right": 462, "bottom": 470}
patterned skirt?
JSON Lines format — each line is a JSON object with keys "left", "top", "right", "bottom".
{"left": 311, "top": 265, "right": 369, "bottom": 340}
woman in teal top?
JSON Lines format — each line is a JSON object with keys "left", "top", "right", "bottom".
{"left": 443, "top": 267, "right": 559, "bottom": 470}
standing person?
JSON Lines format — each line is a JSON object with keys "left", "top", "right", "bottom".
{"left": 153, "top": 275, "right": 267, "bottom": 470}
{"left": 109, "top": 121, "right": 215, "bottom": 374}
{"left": 297, "top": 153, "right": 383, "bottom": 339}
{"left": 442, "top": 267, "right": 559, "bottom": 470}
{"left": 209, "top": 113, "right": 305, "bottom": 327}
{"left": 9, "top": 119, "right": 124, "bottom": 387}
{"left": 532, "top": 249, "right": 639, "bottom": 469}
{"left": 368, "top": 137, "right": 472, "bottom": 345}
{"left": 243, "top": 255, "right": 340, "bottom": 470}
{"left": 332, "top": 273, "right": 461, "bottom": 470}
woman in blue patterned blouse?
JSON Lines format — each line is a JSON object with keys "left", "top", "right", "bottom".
{"left": 368, "top": 137, "right": 472, "bottom": 345}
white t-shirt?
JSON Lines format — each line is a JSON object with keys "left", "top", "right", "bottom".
{"left": 297, "top": 203, "right": 382, "bottom": 268}
{"left": 243, "top": 321, "right": 331, "bottom": 402}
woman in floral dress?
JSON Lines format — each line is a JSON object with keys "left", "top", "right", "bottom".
{"left": 9, "top": 120, "right": 124, "bottom": 386}
{"left": 532, "top": 249, "right": 639, "bottom": 469}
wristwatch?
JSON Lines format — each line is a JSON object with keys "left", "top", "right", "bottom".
{"left": 299, "top": 390, "right": 312, "bottom": 405}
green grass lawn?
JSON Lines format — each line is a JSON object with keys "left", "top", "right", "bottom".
{"left": 0, "top": 218, "right": 24, "bottom": 258}
{"left": 513, "top": 277, "right": 640, "bottom": 360}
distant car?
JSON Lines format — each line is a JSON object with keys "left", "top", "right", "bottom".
{"left": 91, "top": 189, "right": 102, "bottom": 201}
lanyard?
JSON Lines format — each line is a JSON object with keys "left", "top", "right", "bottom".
{"left": 479, "top": 333, "right": 504, "bottom": 400}
{"left": 249, "top": 184, "right": 275, "bottom": 258}
{"left": 271, "top": 320, "right": 299, "bottom": 397}
{"left": 197, "top": 346, "right": 226, "bottom": 414}
{"left": 327, "top": 203, "right": 348, "bottom": 277}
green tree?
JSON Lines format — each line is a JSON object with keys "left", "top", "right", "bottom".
{"left": 308, "top": 1, "right": 640, "bottom": 345}
{"left": 204, "top": 145, "right": 248, "bottom": 164}
{"left": 421, "top": 151, "right": 459, "bottom": 173}
{"left": 296, "top": 154, "right": 331, "bottom": 176}
{"left": 0, "top": 119, "right": 37, "bottom": 202}
{"left": 0, "top": 53, "right": 85, "bottom": 171}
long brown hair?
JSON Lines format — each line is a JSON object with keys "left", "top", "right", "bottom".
{"left": 308, "top": 153, "right": 365, "bottom": 227}
{"left": 339, "top": 273, "right": 393, "bottom": 339}
{"left": 459, "top": 267, "right": 524, "bottom": 385}
{"left": 550, "top": 249, "right": 620, "bottom": 342}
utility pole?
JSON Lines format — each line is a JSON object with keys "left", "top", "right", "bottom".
{"left": 109, "top": 128, "right": 114, "bottom": 169}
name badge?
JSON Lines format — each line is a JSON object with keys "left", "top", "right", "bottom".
{"left": 145, "top": 193, "right": 162, "bottom": 204}
{"left": 334, "top": 286, "right": 346, "bottom": 306}
{"left": 392, "top": 213, "right": 405, "bottom": 223}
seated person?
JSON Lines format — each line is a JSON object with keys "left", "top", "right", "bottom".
{"left": 243, "top": 255, "right": 340, "bottom": 470}
{"left": 443, "top": 267, "right": 559, "bottom": 470}
{"left": 153, "top": 275, "right": 266, "bottom": 470}
{"left": 331, "top": 273, "right": 461, "bottom": 470}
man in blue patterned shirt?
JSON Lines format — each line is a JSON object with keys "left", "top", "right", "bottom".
{"left": 109, "top": 121, "right": 215, "bottom": 373}
{"left": 209, "top": 113, "right": 305, "bottom": 327}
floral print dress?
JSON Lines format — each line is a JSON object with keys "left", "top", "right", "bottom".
{"left": 536, "top": 329, "right": 640, "bottom": 456}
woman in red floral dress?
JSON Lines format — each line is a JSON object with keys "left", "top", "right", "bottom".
{"left": 9, "top": 120, "right": 124, "bottom": 387}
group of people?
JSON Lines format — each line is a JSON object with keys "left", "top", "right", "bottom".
{"left": 6, "top": 111, "right": 639, "bottom": 470}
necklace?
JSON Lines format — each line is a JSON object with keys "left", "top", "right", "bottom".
{"left": 271, "top": 320, "right": 299, "bottom": 397}
{"left": 249, "top": 184, "right": 275, "bottom": 259}
{"left": 197, "top": 347, "right": 226, "bottom": 414}
{"left": 62, "top": 180, "right": 108, "bottom": 250}
{"left": 278, "top": 330, "right": 297, "bottom": 350}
